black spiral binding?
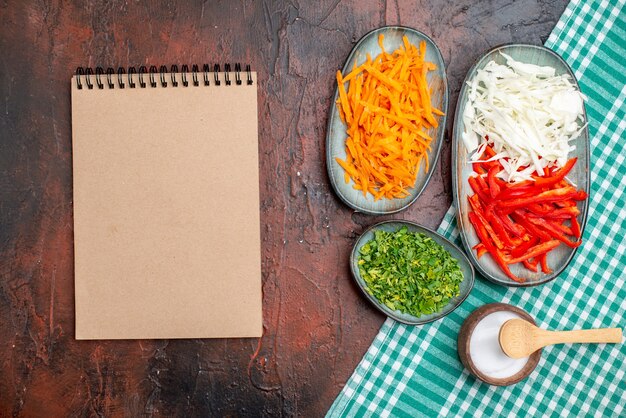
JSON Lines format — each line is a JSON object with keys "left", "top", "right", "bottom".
{"left": 224, "top": 64, "right": 231, "bottom": 86}
{"left": 192, "top": 64, "right": 199, "bottom": 86}
{"left": 213, "top": 64, "right": 221, "bottom": 86}
{"left": 75, "top": 63, "right": 253, "bottom": 90}
{"left": 138, "top": 66, "right": 147, "bottom": 88}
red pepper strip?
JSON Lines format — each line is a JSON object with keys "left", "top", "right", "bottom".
{"left": 487, "top": 166, "right": 501, "bottom": 199}
{"left": 510, "top": 237, "right": 526, "bottom": 246}
{"left": 571, "top": 216, "right": 581, "bottom": 239}
{"left": 468, "top": 176, "right": 491, "bottom": 203}
{"left": 476, "top": 245, "right": 488, "bottom": 259}
{"left": 482, "top": 160, "right": 501, "bottom": 170}
{"left": 476, "top": 174, "right": 489, "bottom": 190}
{"left": 555, "top": 200, "right": 576, "bottom": 208}
{"left": 468, "top": 197, "right": 505, "bottom": 249}
{"left": 468, "top": 194, "right": 482, "bottom": 213}
{"left": 539, "top": 253, "right": 552, "bottom": 274}
{"left": 496, "top": 186, "right": 578, "bottom": 209}
{"left": 469, "top": 193, "right": 483, "bottom": 207}
{"left": 553, "top": 206, "right": 580, "bottom": 218}
{"left": 468, "top": 212, "right": 523, "bottom": 282}
{"left": 523, "top": 204, "right": 577, "bottom": 220}
{"left": 495, "top": 177, "right": 507, "bottom": 188}
{"left": 547, "top": 219, "right": 573, "bottom": 236}
{"left": 484, "top": 144, "right": 497, "bottom": 158}
{"left": 473, "top": 162, "right": 487, "bottom": 174}
{"left": 496, "top": 210, "right": 526, "bottom": 237}
{"left": 505, "top": 240, "right": 561, "bottom": 264}
{"left": 485, "top": 205, "right": 514, "bottom": 248}
{"left": 526, "top": 217, "right": 581, "bottom": 248}
{"left": 510, "top": 210, "right": 552, "bottom": 241}
{"left": 528, "top": 206, "right": 581, "bottom": 219}
{"left": 495, "top": 206, "right": 515, "bottom": 216}
{"left": 526, "top": 203, "right": 552, "bottom": 216}
{"left": 496, "top": 186, "right": 538, "bottom": 200}
{"left": 523, "top": 259, "right": 538, "bottom": 272}
{"left": 503, "top": 180, "right": 533, "bottom": 189}
{"left": 573, "top": 191, "right": 588, "bottom": 200}
{"left": 533, "top": 158, "right": 577, "bottom": 187}
{"left": 510, "top": 236, "right": 539, "bottom": 258}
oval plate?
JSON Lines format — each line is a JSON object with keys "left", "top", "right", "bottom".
{"left": 452, "top": 44, "right": 590, "bottom": 287}
{"left": 326, "top": 26, "right": 449, "bottom": 215}
{"left": 350, "top": 220, "right": 474, "bottom": 325}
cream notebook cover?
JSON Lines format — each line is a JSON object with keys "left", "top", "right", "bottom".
{"left": 71, "top": 66, "right": 262, "bottom": 339}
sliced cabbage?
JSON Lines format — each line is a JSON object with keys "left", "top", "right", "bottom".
{"left": 463, "top": 53, "right": 586, "bottom": 182}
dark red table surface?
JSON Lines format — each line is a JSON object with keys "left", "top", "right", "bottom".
{"left": 1, "top": 1, "right": 568, "bottom": 416}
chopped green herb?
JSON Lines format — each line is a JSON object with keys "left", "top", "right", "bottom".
{"left": 358, "top": 226, "right": 464, "bottom": 317}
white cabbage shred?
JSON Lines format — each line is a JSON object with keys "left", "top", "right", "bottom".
{"left": 463, "top": 53, "right": 586, "bottom": 183}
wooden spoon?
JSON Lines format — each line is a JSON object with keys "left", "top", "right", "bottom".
{"left": 499, "top": 319, "right": 622, "bottom": 359}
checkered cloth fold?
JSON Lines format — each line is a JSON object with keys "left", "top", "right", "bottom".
{"left": 327, "top": 0, "right": 626, "bottom": 416}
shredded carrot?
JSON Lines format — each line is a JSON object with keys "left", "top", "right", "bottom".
{"left": 335, "top": 34, "right": 443, "bottom": 200}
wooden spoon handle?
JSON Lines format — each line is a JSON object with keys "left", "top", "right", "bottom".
{"left": 541, "top": 328, "right": 622, "bottom": 346}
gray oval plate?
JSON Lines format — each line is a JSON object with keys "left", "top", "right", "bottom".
{"left": 350, "top": 220, "right": 474, "bottom": 325}
{"left": 452, "top": 44, "right": 590, "bottom": 287}
{"left": 326, "top": 26, "right": 449, "bottom": 215}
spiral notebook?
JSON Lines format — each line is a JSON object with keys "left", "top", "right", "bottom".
{"left": 71, "top": 64, "right": 262, "bottom": 340}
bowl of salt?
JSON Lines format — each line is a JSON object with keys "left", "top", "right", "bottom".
{"left": 458, "top": 303, "right": 541, "bottom": 386}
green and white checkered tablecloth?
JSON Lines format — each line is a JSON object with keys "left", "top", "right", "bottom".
{"left": 327, "top": 0, "right": 626, "bottom": 416}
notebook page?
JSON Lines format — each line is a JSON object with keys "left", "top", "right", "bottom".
{"left": 71, "top": 73, "right": 262, "bottom": 339}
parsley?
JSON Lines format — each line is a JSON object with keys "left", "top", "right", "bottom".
{"left": 358, "top": 226, "right": 464, "bottom": 317}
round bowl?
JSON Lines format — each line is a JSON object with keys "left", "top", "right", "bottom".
{"left": 458, "top": 303, "right": 541, "bottom": 385}
{"left": 350, "top": 220, "right": 474, "bottom": 325}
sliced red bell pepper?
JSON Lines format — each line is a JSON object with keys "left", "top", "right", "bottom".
{"left": 539, "top": 253, "right": 552, "bottom": 274}
{"left": 473, "top": 162, "right": 487, "bottom": 174}
{"left": 523, "top": 259, "right": 538, "bottom": 272}
{"left": 505, "top": 240, "right": 561, "bottom": 264}
{"left": 495, "top": 176, "right": 507, "bottom": 188}
{"left": 466, "top": 151, "right": 586, "bottom": 279}
{"left": 468, "top": 212, "right": 523, "bottom": 283}
{"left": 496, "top": 210, "right": 526, "bottom": 237}
{"left": 526, "top": 203, "right": 552, "bottom": 216}
{"left": 527, "top": 206, "right": 580, "bottom": 219}
{"left": 497, "top": 186, "right": 578, "bottom": 209}
{"left": 571, "top": 215, "right": 581, "bottom": 239}
{"left": 476, "top": 174, "right": 489, "bottom": 190}
{"left": 554, "top": 206, "right": 580, "bottom": 218}
{"left": 468, "top": 194, "right": 483, "bottom": 214}
{"left": 503, "top": 179, "right": 533, "bottom": 189}
{"left": 484, "top": 144, "right": 496, "bottom": 158}
{"left": 482, "top": 160, "right": 501, "bottom": 171}
{"left": 511, "top": 210, "right": 552, "bottom": 241}
{"left": 468, "top": 176, "right": 491, "bottom": 204}
{"left": 555, "top": 200, "right": 576, "bottom": 208}
{"left": 487, "top": 166, "right": 501, "bottom": 199}
{"left": 526, "top": 217, "right": 581, "bottom": 248}
{"left": 547, "top": 219, "right": 573, "bottom": 236}
{"left": 510, "top": 236, "right": 539, "bottom": 258}
{"left": 496, "top": 186, "right": 539, "bottom": 200}
{"left": 485, "top": 206, "right": 514, "bottom": 248}
{"left": 468, "top": 197, "right": 505, "bottom": 249}
{"left": 533, "top": 158, "right": 577, "bottom": 187}
{"left": 474, "top": 243, "right": 488, "bottom": 259}
{"left": 509, "top": 236, "right": 526, "bottom": 246}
